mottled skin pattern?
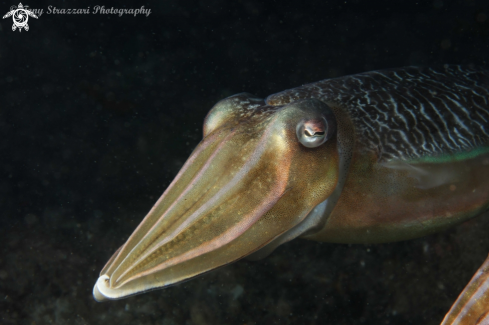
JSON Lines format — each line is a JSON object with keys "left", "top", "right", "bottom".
{"left": 94, "top": 66, "right": 489, "bottom": 325}
{"left": 267, "top": 66, "right": 489, "bottom": 161}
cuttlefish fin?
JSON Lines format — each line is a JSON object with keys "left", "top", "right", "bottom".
{"left": 379, "top": 159, "right": 463, "bottom": 190}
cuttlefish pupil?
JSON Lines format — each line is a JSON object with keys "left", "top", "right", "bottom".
{"left": 94, "top": 64, "right": 489, "bottom": 325}
{"left": 297, "top": 116, "right": 334, "bottom": 148}
{"left": 305, "top": 129, "right": 325, "bottom": 137}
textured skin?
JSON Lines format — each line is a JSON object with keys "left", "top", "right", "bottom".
{"left": 267, "top": 66, "right": 489, "bottom": 161}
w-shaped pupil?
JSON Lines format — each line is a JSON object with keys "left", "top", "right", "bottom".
{"left": 305, "top": 130, "right": 325, "bottom": 137}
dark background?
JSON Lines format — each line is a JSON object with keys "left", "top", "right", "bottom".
{"left": 1, "top": 0, "right": 488, "bottom": 324}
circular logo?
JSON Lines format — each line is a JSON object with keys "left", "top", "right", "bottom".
{"left": 13, "top": 9, "right": 28, "bottom": 28}
{"left": 2, "top": 3, "right": 38, "bottom": 32}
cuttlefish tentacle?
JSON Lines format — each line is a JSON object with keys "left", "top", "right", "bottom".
{"left": 94, "top": 66, "right": 489, "bottom": 325}
{"left": 441, "top": 254, "right": 489, "bottom": 325}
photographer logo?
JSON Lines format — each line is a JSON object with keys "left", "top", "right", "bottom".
{"left": 3, "top": 3, "right": 38, "bottom": 32}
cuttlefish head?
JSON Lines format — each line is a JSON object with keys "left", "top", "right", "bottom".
{"left": 93, "top": 93, "right": 340, "bottom": 301}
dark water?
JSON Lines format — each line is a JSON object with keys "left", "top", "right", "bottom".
{"left": 1, "top": 0, "right": 488, "bottom": 324}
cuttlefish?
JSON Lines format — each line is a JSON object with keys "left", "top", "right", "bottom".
{"left": 94, "top": 66, "right": 489, "bottom": 324}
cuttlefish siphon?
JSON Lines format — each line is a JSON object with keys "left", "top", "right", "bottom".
{"left": 94, "top": 66, "right": 489, "bottom": 324}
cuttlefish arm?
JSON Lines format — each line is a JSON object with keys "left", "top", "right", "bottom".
{"left": 94, "top": 95, "right": 345, "bottom": 300}
{"left": 441, "top": 254, "right": 489, "bottom": 325}
{"left": 94, "top": 66, "right": 489, "bottom": 325}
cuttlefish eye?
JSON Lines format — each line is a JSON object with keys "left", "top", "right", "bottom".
{"left": 296, "top": 113, "right": 336, "bottom": 148}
